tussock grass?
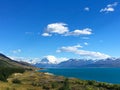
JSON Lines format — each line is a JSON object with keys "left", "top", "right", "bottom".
{"left": 0, "top": 71, "right": 120, "bottom": 90}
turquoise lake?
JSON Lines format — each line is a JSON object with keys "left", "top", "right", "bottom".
{"left": 40, "top": 68, "right": 120, "bottom": 84}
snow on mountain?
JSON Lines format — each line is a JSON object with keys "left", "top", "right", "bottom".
{"left": 36, "top": 55, "right": 68, "bottom": 64}
{"left": 9, "top": 55, "right": 68, "bottom": 65}
{"left": 43, "top": 55, "right": 58, "bottom": 64}
{"left": 9, "top": 55, "right": 120, "bottom": 68}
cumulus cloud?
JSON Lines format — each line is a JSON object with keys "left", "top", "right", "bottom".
{"left": 42, "top": 23, "right": 92, "bottom": 37}
{"left": 42, "top": 23, "right": 69, "bottom": 36}
{"left": 100, "top": 2, "right": 118, "bottom": 13}
{"left": 84, "top": 7, "right": 90, "bottom": 11}
{"left": 11, "top": 49, "right": 21, "bottom": 54}
{"left": 57, "top": 45, "right": 110, "bottom": 59}
{"left": 64, "top": 28, "right": 92, "bottom": 36}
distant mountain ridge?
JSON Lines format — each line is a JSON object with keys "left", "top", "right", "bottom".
{"left": 1, "top": 53, "right": 120, "bottom": 68}
{"left": 34, "top": 57, "right": 120, "bottom": 68}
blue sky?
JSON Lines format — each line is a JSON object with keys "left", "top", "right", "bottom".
{"left": 0, "top": 0, "right": 120, "bottom": 62}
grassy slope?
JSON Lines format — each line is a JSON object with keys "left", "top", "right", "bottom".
{"left": 0, "top": 71, "right": 120, "bottom": 90}
{"left": 0, "top": 54, "right": 35, "bottom": 69}
{"left": 0, "top": 53, "right": 37, "bottom": 82}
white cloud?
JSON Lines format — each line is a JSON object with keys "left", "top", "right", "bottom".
{"left": 42, "top": 23, "right": 92, "bottom": 37}
{"left": 9, "top": 56, "right": 41, "bottom": 64}
{"left": 42, "top": 33, "right": 52, "bottom": 36}
{"left": 100, "top": 7, "right": 114, "bottom": 12}
{"left": 56, "top": 44, "right": 82, "bottom": 53}
{"left": 11, "top": 49, "right": 21, "bottom": 54}
{"left": 57, "top": 45, "right": 110, "bottom": 59}
{"left": 100, "top": 2, "right": 118, "bottom": 13}
{"left": 84, "top": 42, "right": 88, "bottom": 46}
{"left": 42, "top": 23, "right": 69, "bottom": 36}
{"left": 84, "top": 7, "right": 90, "bottom": 11}
{"left": 65, "top": 28, "right": 92, "bottom": 36}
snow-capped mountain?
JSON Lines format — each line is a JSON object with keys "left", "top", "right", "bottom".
{"left": 39, "top": 57, "right": 57, "bottom": 64}
{"left": 10, "top": 55, "right": 120, "bottom": 68}
{"left": 10, "top": 55, "right": 59, "bottom": 65}
{"left": 34, "top": 57, "right": 57, "bottom": 68}
{"left": 31, "top": 56, "right": 59, "bottom": 68}
{"left": 57, "top": 59, "right": 94, "bottom": 67}
{"left": 34, "top": 57, "right": 120, "bottom": 68}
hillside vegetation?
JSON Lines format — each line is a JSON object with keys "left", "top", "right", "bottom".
{"left": 0, "top": 53, "right": 34, "bottom": 68}
{"left": 0, "top": 71, "right": 120, "bottom": 90}
{"left": 0, "top": 53, "right": 36, "bottom": 81}
{"left": 0, "top": 53, "right": 120, "bottom": 90}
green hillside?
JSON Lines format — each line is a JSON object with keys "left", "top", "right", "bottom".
{"left": 0, "top": 53, "right": 36, "bottom": 81}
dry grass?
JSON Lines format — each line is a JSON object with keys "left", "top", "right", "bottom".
{"left": 0, "top": 71, "right": 119, "bottom": 90}
{"left": 0, "top": 71, "right": 64, "bottom": 90}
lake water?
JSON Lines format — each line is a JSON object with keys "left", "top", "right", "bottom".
{"left": 40, "top": 68, "right": 120, "bottom": 84}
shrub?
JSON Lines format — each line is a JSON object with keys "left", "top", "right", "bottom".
{"left": 42, "top": 85, "right": 51, "bottom": 90}
{"left": 87, "top": 80, "right": 96, "bottom": 85}
{"left": 51, "top": 82, "right": 58, "bottom": 88}
{"left": 12, "top": 78, "right": 21, "bottom": 84}
{"left": 59, "top": 78, "right": 70, "bottom": 90}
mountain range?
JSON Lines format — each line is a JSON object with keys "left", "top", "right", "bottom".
{"left": 33, "top": 57, "right": 120, "bottom": 68}
{"left": 1, "top": 53, "right": 120, "bottom": 68}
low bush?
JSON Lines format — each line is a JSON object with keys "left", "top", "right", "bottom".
{"left": 12, "top": 78, "right": 21, "bottom": 84}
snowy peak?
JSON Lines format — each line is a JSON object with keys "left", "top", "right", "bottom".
{"left": 39, "top": 56, "right": 58, "bottom": 64}
{"left": 34, "top": 57, "right": 120, "bottom": 68}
